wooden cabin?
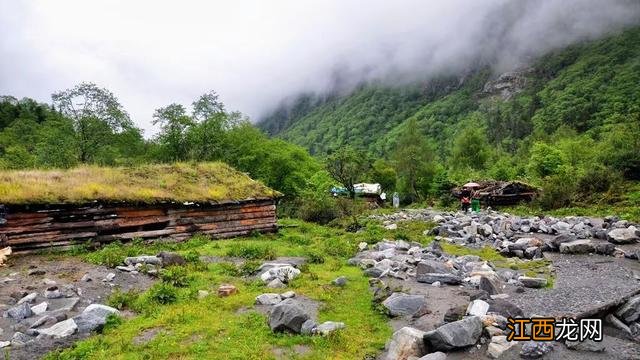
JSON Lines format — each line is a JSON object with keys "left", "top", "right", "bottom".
{"left": 0, "top": 162, "right": 280, "bottom": 253}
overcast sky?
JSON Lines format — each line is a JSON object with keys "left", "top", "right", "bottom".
{"left": 1, "top": 0, "right": 639, "bottom": 136}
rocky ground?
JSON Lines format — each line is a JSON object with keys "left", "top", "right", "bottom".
{"left": 0, "top": 255, "right": 158, "bottom": 360}
{"left": 362, "top": 209, "right": 640, "bottom": 359}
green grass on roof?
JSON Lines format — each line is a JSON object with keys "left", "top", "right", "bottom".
{"left": 0, "top": 162, "right": 280, "bottom": 205}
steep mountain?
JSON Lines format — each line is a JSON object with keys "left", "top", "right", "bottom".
{"left": 259, "top": 26, "right": 640, "bottom": 158}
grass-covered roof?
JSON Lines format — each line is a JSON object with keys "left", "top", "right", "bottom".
{"left": 0, "top": 162, "right": 280, "bottom": 205}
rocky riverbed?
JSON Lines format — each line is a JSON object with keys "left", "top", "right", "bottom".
{"left": 361, "top": 209, "right": 640, "bottom": 359}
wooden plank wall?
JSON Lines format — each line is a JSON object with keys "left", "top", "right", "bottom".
{"left": 0, "top": 199, "right": 277, "bottom": 253}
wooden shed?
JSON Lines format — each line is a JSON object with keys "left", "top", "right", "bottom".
{"left": 0, "top": 162, "right": 281, "bottom": 253}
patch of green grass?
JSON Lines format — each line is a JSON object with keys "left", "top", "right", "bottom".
{"left": 46, "top": 218, "right": 392, "bottom": 360}
{"left": 225, "top": 243, "right": 277, "bottom": 260}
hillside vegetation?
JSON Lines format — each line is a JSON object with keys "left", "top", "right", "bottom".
{"left": 259, "top": 26, "right": 640, "bottom": 210}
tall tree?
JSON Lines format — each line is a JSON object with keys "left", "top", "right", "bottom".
{"left": 393, "top": 118, "right": 436, "bottom": 201}
{"left": 52, "top": 82, "right": 133, "bottom": 163}
{"left": 325, "top": 146, "right": 369, "bottom": 198}
{"left": 152, "top": 104, "right": 194, "bottom": 162}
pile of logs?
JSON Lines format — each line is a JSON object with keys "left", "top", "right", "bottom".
{"left": 0, "top": 199, "right": 277, "bottom": 253}
{"left": 452, "top": 181, "right": 539, "bottom": 206}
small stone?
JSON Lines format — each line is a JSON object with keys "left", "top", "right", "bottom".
{"left": 0, "top": 341, "right": 9, "bottom": 348}
{"left": 31, "top": 302, "right": 48, "bottom": 315}
{"left": 267, "top": 278, "right": 286, "bottom": 288}
{"left": 124, "top": 255, "right": 162, "bottom": 266}
{"left": 431, "top": 281, "right": 441, "bottom": 287}
{"left": 314, "top": 321, "right": 345, "bottom": 336}
{"left": 358, "top": 242, "right": 368, "bottom": 251}
{"left": 197, "top": 290, "right": 209, "bottom": 299}
{"left": 485, "top": 326, "right": 503, "bottom": 337}
{"left": 38, "top": 318, "right": 77, "bottom": 338}
{"left": 116, "top": 265, "right": 135, "bottom": 272}
{"left": 520, "top": 341, "right": 554, "bottom": 358}
{"left": 255, "top": 293, "right": 282, "bottom": 305}
{"left": 217, "top": 284, "right": 238, "bottom": 297}
{"left": 17, "top": 292, "right": 37, "bottom": 305}
{"left": 280, "top": 291, "right": 296, "bottom": 299}
{"left": 416, "top": 273, "right": 462, "bottom": 285}
{"left": 418, "top": 352, "right": 447, "bottom": 360}
{"left": 487, "top": 335, "right": 516, "bottom": 358}
{"left": 385, "top": 223, "right": 398, "bottom": 230}
{"left": 382, "top": 293, "right": 428, "bottom": 317}
{"left": 28, "top": 269, "right": 45, "bottom": 276}
{"left": 103, "top": 273, "right": 116, "bottom": 282}
{"left": 518, "top": 276, "right": 547, "bottom": 288}
{"left": 11, "top": 332, "right": 31, "bottom": 347}
{"left": 80, "top": 273, "right": 92, "bottom": 282}
{"left": 565, "top": 339, "right": 605, "bottom": 352}
{"left": 44, "top": 286, "right": 63, "bottom": 299}
{"left": 466, "top": 299, "right": 490, "bottom": 317}
{"left": 157, "top": 251, "right": 186, "bottom": 266}
{"left": 332, "top": 276, "right": 348, "bottom": 287}
{"left": 301, "top": 319, "right": 317, "bottom": 335}
{"left": 42, "top": 278, "right": 57, "bottom": 286}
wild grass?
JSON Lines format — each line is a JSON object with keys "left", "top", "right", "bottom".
{"left": 0, "top": 162, "right": 280, "bottom": 205}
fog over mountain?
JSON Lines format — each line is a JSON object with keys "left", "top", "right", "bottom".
{"left": 1, "top": 0, "right": 639, "bottom": 135}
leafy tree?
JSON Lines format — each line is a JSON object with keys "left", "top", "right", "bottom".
{"left": 599, "top": 120, "right": 640, "bottom": 179}
{"left": 368, "top": 159, "right": 396, "bottom": 193}
{"left": 450, "top": 117, "right": 490, "bottom": 170}
{"left": 527, "top": 142, "right": 566, "bottom": 178}
{"left": 152, "top": 104, "right": 194, "bottom": 162}
{"left": 52, "top": 82, "right": 134, "bottom": 163}
{"left": 392, "top": 118, "right": 436, "bottom": 201}
{"left": 325, "top": 146, "right": 369, "bottom": 198}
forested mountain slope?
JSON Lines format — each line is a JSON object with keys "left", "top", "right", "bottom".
{"left": 259, "top": 26, "right": 640, "bottom": 160}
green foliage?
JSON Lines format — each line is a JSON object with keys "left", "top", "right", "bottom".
{"left": 225, "top": 243, "right": 276, "bottom": 260}
{"left": 160, "top": 266, "right": 191, "bottom": 287}
{"left": 392, "top": 118, "right": 437, "bottom": 201}
{"left": 325, "top": 146, "right": 370, "bottom": 198}
{"left": 148, "top": 283, "right": 179, "bottom": 305}
{"left": 107, "top": 289, "right": 141, "bottom": 311}
{"left": 527, "top": 142, "right": 566, "bottom": 177}
{"left": 450, "top": 115, "right": 491, "bottom": 171}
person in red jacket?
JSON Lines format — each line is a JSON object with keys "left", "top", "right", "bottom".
{"left": 460, "top": 187, "right": 471, "bottom": 212}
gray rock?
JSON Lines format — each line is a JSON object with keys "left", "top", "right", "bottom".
{"left": 424, "top": 316, "right": 483, "bottom": 351}
{"left": 16, "top": 292, "right": 37, "bottom": 305}
{"left": 551, "top": 233, "right": 576, "bottom": 249}
{"left": 518, "top": 276, "right": 547, "bottom": 288}
{"left": 104, "top": 273, "right": 116, "bottom": 282}
{"left": 615, "top": 294, "right": 640, "bottom": 323}
{"left": 487, "top": 335, "right": 516, "bottom": 359}
{"left": 520, "top": 341, "right": 553, "bottom": 358}
{"left": 157, "top": 251, "right": 186, "bottom": 266}
{"left": 358, "top": 242, "right": 368, "bottom": 251}
{"left": 314, "top": 321, "right": 345, "bottom": 336}
{"left": 280, "top": 291, "right": 296, "bottom": 299}
{"left": 416, "top": 273, "right": 462, "bottom": 285}
{"left": 49, "top": 297, "right": 80, "bottom": 312}
{"left": 478, "top": 224, "right": 493, "bottom": 237}
{"left": 72, "top": 304, "right": 120, "bottom": 333}
{"left": 487, "top": 299, "right": 524, "bottom": 318}
{"left": 565, "top": 339, "right": 605, "bottom": 352}
{"left": 301, "top": 319, "right": 317, "bottom": 335}
{"left": 80, "top": 273, "right": 92, "bottom": 282}
{"left": 44, "top": 286, "right": 63, "bottom": 299}
{"left": 385, "top": 327, "right": 427, "bottom": 360}
{"left": 332, "top": 276, "right": 347, "bottom": 287}
{"left": 607, "top": 228, "right": 639, "bottom": 244}
{"left": 260, "top": 265, "right": 300, "bottom": 283}
{"left": 418, "top": 352, "right": 447, "bottom": 360}
{"left": 594, "top": 242, "right": 615, "bottom": 255}
{"left": 606, "top": 314, "right": 631, "bottom": 334}
{"left": 479, "top": 276, "right": 501, "bottom": 295}
{"left": 124, "top": 255, "right": 162, "bottom": 266}
{"left": 28, "top": 269, "right": 46, "bottom": 276}
{"left": 11, "top": 332, "right": 31, "bottom": 346}
{"left": 559, "top": 240, "right": 595, "bottom": 254}
{"left": 255, "top": 293, "right": 282, "bottom": 306}
{"left": 38, "top": 318, "right": 77, "bottom": 338}
{"left": 5, "top": 302, "right": 32, "bottom": 320}
{"left": 382, "top": 293, "right": 427, "bottom": 317}
{"left": 416, "top": 260, "right": 450, "bottom": 275}
{"left": 267, "top": 278, "right": 286, "bottom": 288}
{"left": 466, "top": 300, "right": 490, "bottom": 317}
{"left": 364, "top": 267, "right": 385, "bottom": 278}
{"left": 31, "top": 302, "right": 48, "bottom": 315}
{"left": 268, "top": 299, "right": 310, "bottom": 333}
{"left": 0, "top": 341, "right": 9, "bottom": 348}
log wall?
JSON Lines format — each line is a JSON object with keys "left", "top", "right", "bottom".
{"left": 0, "top": 199, "right": 277, "bottom": 253}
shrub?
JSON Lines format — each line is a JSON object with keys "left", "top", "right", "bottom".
{"left": 537, "top": 166, "right": 578, "bottom": 209}
{"left": 107, "top": 289, "right": 140, "bottom": 310}
{"left": 160, "top": 266, "right": 190, "bottom": 287}
{"left": 183, "top": 250, "right": 201, "bottom": 264}
{"left": 295, "top": 194, "right": 340, "bottom": 224}
{"left": 322, "top": 237, "right": 353, "bottom": 258}
{"left": 148, "top": 283, "right": 178, "bottom": 305}
{"left": 305, "top": 249, "right": 326, "bottom": 264}
{"left": 218, "top": 262, "right": 240, "bottom": 276}
{"left": 225, "top": 243, "right": 276, "bottom": 260}
{"left": 85, "top": 242, "right": 128, "bottom": 267}
{"left": 239, "top": 260, "right": 260, "bottom": 276}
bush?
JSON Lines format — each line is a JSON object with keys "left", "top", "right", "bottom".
{"left": 239, "top": 260, "right": 261, "bottom": 276}
{"left": 225, "top": 243, "right": 276, "bottom": 260}
{"left": 218, "top": 262, "right": 240, "bottom": 276}
{"left": 305, "top": 249, "right": 326, "bottom": 264}
{"left": 322, "top": 237, "right": 353, "bottom": 258}
{"left": 107, "top": 289, "right": 140, "bottom": 310}
{"left": 537, "top": 166, "right": 578, "bottom": 209}
{"left": 148, "top": 283, "right": 178, "bottom": 305}
{"left": 85, "top": 242, "right": 128, "bottom": 267}
{"left": 576, "top": 164, "right": 619, "bottom": 195}
{"left": 295, "top": 194, "right": 340, "bottom": 224}
{"left": 160, "top": 266, "right": 190, "bottom": 287}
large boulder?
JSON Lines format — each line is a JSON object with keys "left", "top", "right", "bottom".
{"left": 615, "top": 294, "right": 640, "bottom": 323}
{"left": 416, "top": 273, "right": 462, "bottom": 285}
{"left": 268, "top": 299, "right": 310, "bottom": 333}
{"left": 607, "top": 227, "right": 639, "bottom": 244}
{"left": 260, "top": 265, "right": 301, "bottom": 283}
{"left": 385, "top": 327, "right": 426, "bottom": 360}
{"left": 551, "top": 233, "right": 576, "bottom": 249}
{"left": 479, "top": 275, "right": 501, "bottom": 295}
{"left": 424, "top": 316, "right": 483, "bottom": 351}
{"left": 559, "top": 240, "right": 595, "bottom": 254}
{"left": 5, "top": 302, "right": 32, "bottom": 320}
{"left": 487, "top": 298, "right": 524, "bottom": 318}
{"left": 382, "top": 293, "right": 428, "bottom": 317}
{"left": 73, "top": 304, "right": 120, "bottom": 333}
{"left": 518, "top": 276, "right": 547, "bottom": 288}
{"left": 255, "top": 293, "right": 283, "bottom": 306}
{"left": 416, "top": 260, "right": 450, "bottom": 275}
